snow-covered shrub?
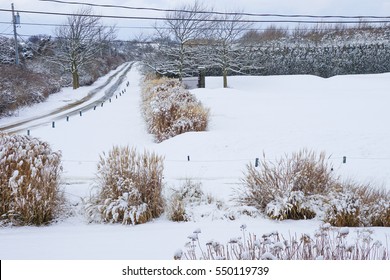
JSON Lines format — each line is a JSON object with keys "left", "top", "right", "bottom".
{"left": 167, "top": 194, "right": 187, "bottom": 222}
{"left": 0, "top": 36, "right": 15, "bottom": 64}
{"left": 236, "top": 149, "right": 336, "bottom": 220}
{"left": 165, "top": 179, "right": 204, "bottom": 222}
{"left": 0, "top": 65, "right": 60, "bottom": 116}
{"left": 265, "top": 191, "right": 316, "bottom": 220}
{"left": 141, "top": 76, "right": 209, "bottom": 142}
{"left": 325, "top": 187, "right": 362, "bottom": 227}
{"left": 369, "top": 198, "right": 390, "bottom": 227}
{"left": 85, "top": 146, "right": 164, "bottom": 225}
{"left": 0, "top": 133, "right": 63, "bottom": 226}
{"left": 356, "top": 185, "right": 390, "bottom": 227}
{"left": 166, "top": 179, "right": 224, "bottom": 222}
{"left": 177, "top": 224, "right": 389, "bottom": 260}
{"left": 325, "top": 182, "right": 390, "bottom": 227}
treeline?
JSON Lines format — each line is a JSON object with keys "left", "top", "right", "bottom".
{"left": 231, "top": 41, "right": 390, "bottom": 78}
{"left": 141, "top": 1, "right": 390, "bottom": 82}
{"left": 145, "top": 25, "right": 390, "bottom": 79}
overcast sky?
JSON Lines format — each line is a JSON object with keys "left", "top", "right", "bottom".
{"left": 2, "top": 0, "right": 390, "bottom": 40}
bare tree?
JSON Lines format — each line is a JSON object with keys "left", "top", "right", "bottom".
{"left": 161, "top": 0, "right": 212, "bottom": 81}
{"left": 54, "top": 7, "right": 115, "bottom": 89}
{"left": 212, "top": 12, "right": 252, "bottom": 88}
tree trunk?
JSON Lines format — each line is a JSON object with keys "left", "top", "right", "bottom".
{"left": 72, "top": 71, "right": 79, "bottom": 89}
{"left": 223, "top": 68, "right": 228, "bottom": 88}
{"left": 179, "top": 43, "right": 184, "bottom": 82}
{"left": 223, "top": 46, "right": 228, "bottom": 88}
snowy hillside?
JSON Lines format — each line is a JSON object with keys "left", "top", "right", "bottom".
{"left": 0, "top": 65, "right": 389, "bottom": 259}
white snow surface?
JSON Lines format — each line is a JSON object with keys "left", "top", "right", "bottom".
{"left": 1, "top": 64, "right": 390, "bottom": 259}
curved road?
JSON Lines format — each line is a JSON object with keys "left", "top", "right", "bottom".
{"left": 0, "top": 62, "right": 134, "bottom": 134}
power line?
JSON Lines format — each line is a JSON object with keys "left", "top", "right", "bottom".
{"left": 1, "top": 8, "right": 390, "bottom": 24}
{"left": 5, "top": 21, "right": 382, "bottom": 32}
{"left": 0, "top": 21, "right": 155, "bottom": 29}
{"left": 0, "top": 24, "right": 12, "bottom": 34}
{"left": 39, "top": 0, "right": 390, "bottom": 20}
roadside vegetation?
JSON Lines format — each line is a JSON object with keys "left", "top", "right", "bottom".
{"left": 0, "top": 34, "right": 127, "bottom": 117}
{"left": 85, "top": 146, "right": 165, "bottom": 225}
{"left": 0, "top": 133, "right": 63, "bottom": 226}
{"left": 140, "top": 75, "right": 209, "bottom": 142}
{"left": 235, "top": 149, "right": 390, "bottom": 227}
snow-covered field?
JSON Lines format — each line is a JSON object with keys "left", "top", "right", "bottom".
{"left": 1, "top": 65, "right": 390, "bottom": 260}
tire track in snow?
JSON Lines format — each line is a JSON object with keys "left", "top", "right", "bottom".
{"left": 0, "top": 62, "right": 134, "bottom": 134}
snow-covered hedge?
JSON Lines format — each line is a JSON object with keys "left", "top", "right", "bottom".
{"left": 176, "top": 223, "right": 389, "bottom": 260}
{"left": 144, "top": 25, "right": 390, "bottom": 78}
{"left": 141, "top": 77, "right": 209, "bottom": 142}
{"left": 0, "top": 133, "right": 63, "bottom": 226}
{"left": 85, "top": 146, "right": 165, "bottom": 225}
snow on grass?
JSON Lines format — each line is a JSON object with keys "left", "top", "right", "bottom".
{"left": 0, "top": 65, "right": 389, "bottom": 259}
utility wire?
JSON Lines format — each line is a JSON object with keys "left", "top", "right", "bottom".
{"left": 39, "top": 0, "right": 390, "bottom": 20}
{"left": 3, "top": 21, "right": 390, "bottom": 31}
{"left": 0, "top": 24, "right": 12, "bottom": 34}
{"left": 1, "top": 8, "right": 390, "bottom": 24}
{"left": 3, "top": 21, "right": 389, "bottom": 32}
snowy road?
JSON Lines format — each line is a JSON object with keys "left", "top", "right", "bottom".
{"left": 0, "top": 62, "right": 134, "bottom": 134}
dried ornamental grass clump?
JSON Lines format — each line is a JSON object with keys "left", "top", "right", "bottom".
{"left": 141, "top": 76, "right": 209, "bottom": 142}
{"left": 236, "top": 149, "right": 336, "bottom": 220}
{"left": 0, "top": 133, "right": 63, "bottom": 226}
{"left": 166, "top": 179, "right": 217, "bottom": 222}
{"left": 236, "top": 149, "right": 390, "bottom": 227}
{"left": 85, "top": 146, "right": 165, "bottom": 225}
{"left": 324, "top": 182, "right": 390, "bottom": 227}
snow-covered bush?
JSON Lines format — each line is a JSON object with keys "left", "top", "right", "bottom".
{"left": 85, "top": 146, "right": 164, "bottom": 225}
{"left": 369, "top": 199, "right": 390, "bottom": 227}
{"left": 265, "top": 191, "right": 316, "bottom": 220}
{"left": 0, "top": 36, "right": 15, "bottom": 64}
{"left": 141, "top": 76, "right": 209, "bottom": 142}
{"left": 0, "top": 65, "right": 60, "bottom": 116}
{"left": 177, "top": 224, "right": 389, "bottom": 260}
{"left": 236, "top": 149, "right": 336, "bottom": 220}
{"left": 0, "top": 133, "right": 63, "bottom": 226}
{"left": 325, "top": 183, "right": 390, "bottom": 227}
{"left": 325, "top": 186, "right": 362, "bottom": 227}
{"left": 166, "top": 179, "right": 217, "bottom": 222}
{"left": 166, "top": 179, "right": 259, "bottom": 222}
